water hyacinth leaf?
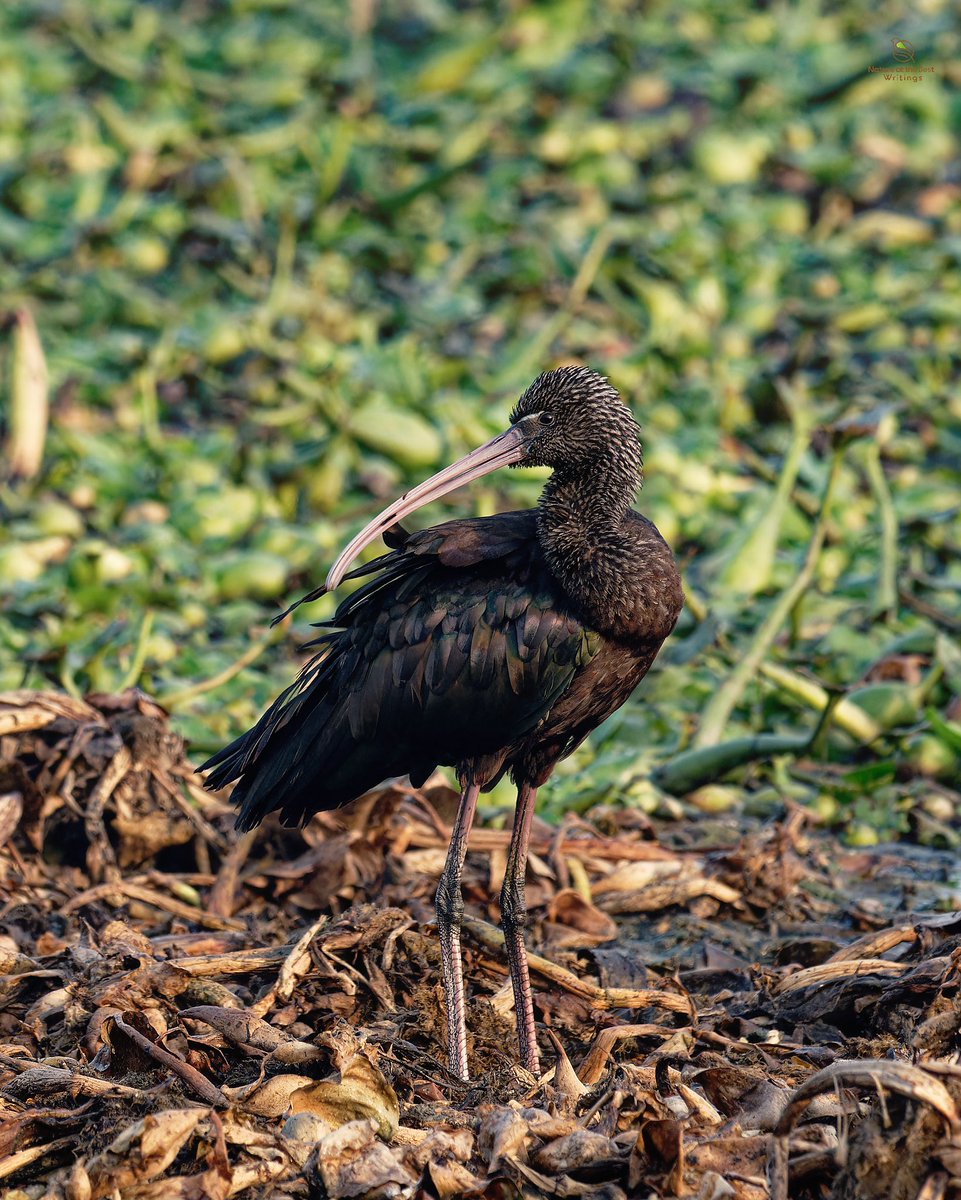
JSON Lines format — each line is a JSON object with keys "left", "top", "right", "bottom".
{"left": 936, "top": 633, "right": 961, "bottom": 696}
{"left": 693, "top": 129, "right": 771, "bottom": 184}
{"left": 349, "top": 399, "right": 443, "bottom": 469}
{"left": 926, "top": 710, "right": 961, "bottom": 757}
{"left": 412, "top": 37, "right": 495, "bottom": 95}
{"left": 847, "top": 682, "right": 923, "bottom": 731}
{"left": 211, "top": 551, "right": 289, "bottom": 602}
{"left": 0, "top": 0, "right": 957, "bottom": 844}
{"left": 188, "top": 488, "right": 262, "bottom": 543}
{"left": 905, "top": 733, "right": 960, "bottom": 781}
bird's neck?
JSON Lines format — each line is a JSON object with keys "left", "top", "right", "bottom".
{"left": 536, "top": 458, "right": 642, "bottom": 632}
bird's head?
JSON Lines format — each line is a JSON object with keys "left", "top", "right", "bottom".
{"left": 325, "top": 365, "right": 641, "bottom": 590}
{"left": 508, "top": 365, "right": 642, "bottom": 474}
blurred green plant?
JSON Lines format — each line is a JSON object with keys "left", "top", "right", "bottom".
{"left": 1, "top": 0, "right": 959, "bottom": 839}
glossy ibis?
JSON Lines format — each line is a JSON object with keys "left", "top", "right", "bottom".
{"left": 201, "top": 366, "right": 683, "bottom": 1080}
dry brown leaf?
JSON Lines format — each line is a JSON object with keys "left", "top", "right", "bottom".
{"left": 426, "top": 1155, "right": 483, "bottom": 1197}
{"left": 181, "top": 1004, "right": 287, "bottom": 1051}
{"left": 270, "top": 1038, "right": 328, "bottom": 1067}
{"left": 114, "top": 812, "right": 195, "bottom": 866}
{"left": 774, "top": 1060, "right": 961, "bottom": 1135}
{"left": 291, "top": 1052, "right": 399, "bottom": 1139}
{"left": 99, "top": 918, "right": 155, "bottom": 960}
{"left": 85, "top": 1109, "right": 206, "bottom": 1197}
{"left": 532, "top": 1129, "right": 622, "bottom": 1174}
{"left": 695, "top": 1066, "right": 768, "bottom": 1115}
{"left": 518, "top": 1109, "right": 581, "bottom": 1139}
{"left": 404, "top": 1129, "right": 479, "bottom": 1198}
{"left": 478, "top": 1106, "right": 530, "bottom": 1174}
{"left": 687, "top": 1135, "right": 768, "bottom": 1185}
{"left": 283, "top": 1112, "right": 333, "bottom": 1145}
{"left": 0, "top": 790, "right": 23, "bottom": 850}
{"left": 729, "top": 1078, "right": 794, "bottom": 1131}
{"left": 404, "top": 1127, "right": 473, "bottom": 1171}
{"left": 691, "top": 1170, "right": 739, "bottom": 1199}
{"left": 117, "top": 1111, "right": 234, "bottom": 1200}
{"left": 548, "top": 888, "right": 618, "bottom": 941}
{"left": 509, "top": 1158, "right": 583, "bottom": 1197}
{"left": 591, "top": 859, "right": 685, "bottom": 894}
{"left": 313, "top": 1118, "right": 414, "bottom": 1200}
{"left": 675, "top": 1082, "right": 724, "bottom": 1126}
{"left": 226, "top": 1072, "right": 313, "bottom": 1117}
{"left": 634, "top": 1118, "right": 685, "bottom": 1194}
{"left": 545, "top": 1029, "right": 589, "bottom": 1109}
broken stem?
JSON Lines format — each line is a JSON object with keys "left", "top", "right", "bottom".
{"left": 694, "top": 447, "right": 844, "bottom": 748}
{"left": 159, "top": 620, "right": 287, "bottom": 709}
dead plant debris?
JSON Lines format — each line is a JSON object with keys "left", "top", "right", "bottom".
{"left": 1, "top": 689, "right": 960, "bottom": 1198}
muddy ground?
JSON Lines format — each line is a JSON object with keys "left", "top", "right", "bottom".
{"left": 1, "top": 689, "right": 960, "bottom": 1199}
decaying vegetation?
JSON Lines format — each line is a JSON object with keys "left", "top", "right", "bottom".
{"left": 2, "top": 690, "right": 960, "bottom": 1198}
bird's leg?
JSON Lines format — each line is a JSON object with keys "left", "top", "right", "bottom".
{"left": 435, "top": 775, "right": 480, "bottom": 1081}
{"left": 501, "top": 781, "right": 540, "bottom": 1075}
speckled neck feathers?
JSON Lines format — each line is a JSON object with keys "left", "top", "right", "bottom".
{"left": 535, "top": 424, "right": 665, "bottom": 641}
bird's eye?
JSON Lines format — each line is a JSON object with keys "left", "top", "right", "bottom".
{"left": 540, "top": 412, "right": 555, "bottom": 426}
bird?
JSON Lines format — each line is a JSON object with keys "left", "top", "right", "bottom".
{"left": 201, "top": 365, "right": 683, "bottom": 1081}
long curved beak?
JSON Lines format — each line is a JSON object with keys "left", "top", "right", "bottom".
{"left": 325, "top": 424, "right": 530, "bottom": 591}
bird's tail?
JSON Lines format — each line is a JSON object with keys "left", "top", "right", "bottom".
{"left": 199, "top": 642, "right": 358, "bottom": 829}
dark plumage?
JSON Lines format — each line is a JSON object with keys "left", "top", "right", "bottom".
{"left": 202, "top": 365, "right": 683, "bottom": 1080}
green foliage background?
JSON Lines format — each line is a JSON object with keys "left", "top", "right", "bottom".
{"left": 2, "top": 0, "right": 960, "bottom": 842}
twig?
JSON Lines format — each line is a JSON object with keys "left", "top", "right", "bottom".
{"left": 462, "top": 915, "right": 693, "bottom": 1016}
{"left": 208, "top": 828, "right": 258, "bottom": 917}
{"left": 2, "top": 1064, "right": 168, "bottom": 1101}
{"left": 406, "top": 820, "right": 678, "bottom": 862}
{"left": 578, "top": 1024, "right": 690, "bottom": 1085}
{"left": 153, "top": 771, "right": 229, "bottom": 852}
{"left": 167, "top": 945, "right": 295, "bottom": 977}
{"left": 84, "top": 745, "right": 132, "bottom": 882}
{"left": 250, "top": 916, "right": 328, "bottom": 1017}
{"left": 113, "top": 1013, "right": 227, "bottom": 1106}
{"left": 773, "top": 958, "right": 913, "bottom": 995}
{"left": 159, "top": 620, "right": 287, "bottom": 709}
{"left": 0, "top": 1137, "right": 76, "bottom": 1181}
{"left": 60, "top": 879, "right": 245, "bottom": 930}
